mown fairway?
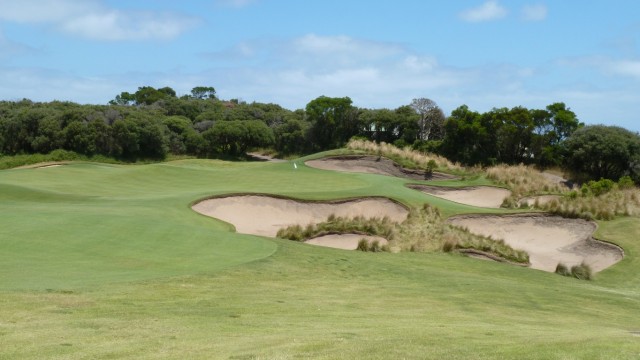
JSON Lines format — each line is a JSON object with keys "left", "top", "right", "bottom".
{"left": 1, "top": 158, "right": 639, "bottom": 359}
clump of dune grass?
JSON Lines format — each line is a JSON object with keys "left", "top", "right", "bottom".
{"left": 393, "top": 204, "right": 529, "bottom": 264}
{"left": 487, "top": 164, "right": 568, "bottom": 202}
{"left": 356, "top": 238, "right": 386, "bottom": 252}
{"left": 346, "top": 138, "right": 466, "bottom": 174}
{"left": 556, "top": 262, "right": 593, "bottom": 280}
{"left": 540, "top": 179, "right": 640, "bottom": 220}
{"left": 277, "top": 203, "right": 529, "bottom": 263}
{"left": 276, "top": 214, "right": 396, "bottom": 242}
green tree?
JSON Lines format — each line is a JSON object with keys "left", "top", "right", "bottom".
{"left": 190, "top": 86, "right": 217, "bottom": 100}
{"left": 306, "top": 96, "right": 357, "bottom": 150}
{"left": 563, "top": 125, "right": 640, "bottom": 182}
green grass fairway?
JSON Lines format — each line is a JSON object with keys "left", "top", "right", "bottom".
{"left": 1, "top": 159, "right": 639, "bottom": 359}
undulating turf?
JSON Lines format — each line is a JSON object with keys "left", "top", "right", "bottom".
{"left": 1, "top": 159, "right": 639, "bottom": 359}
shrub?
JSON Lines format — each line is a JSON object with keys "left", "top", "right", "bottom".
{"left": 369, "top": 240, "right": 381, "bottom": 252}
{"left": 555, "top": 263, "right": 571, "bottom": 276}
{"left": 618, "top": 176, "right": 635, "bottom": 189}
{"left": 586, "top": 178, "right": 615, "bottom": 196}
{"left": 570, "top": 262, "right": 593, "bottom": 280}
{"left": 356, "top": 239, "right": 369, "bottom": 251}
{"left": 442, "top": 238, "right": 458, "bottom": 253}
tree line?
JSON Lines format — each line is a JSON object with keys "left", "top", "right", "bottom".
{"left": 0, "top": 85, "right": 638, "bottom": 182}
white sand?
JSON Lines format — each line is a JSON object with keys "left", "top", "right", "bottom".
{"left": 411, "top": 185, "right": 511, "bottom": 208}
{"left": 519, "top": 195, "right": 561, "bottom": 207}
{"left": 192, "top": 195, "right": 408, "bottom": 238}
{"left": 305, "top": 234, "right": 388, "bottom": 250}
{"left": 448, "top": 215, "right": 623, "bottom": 272}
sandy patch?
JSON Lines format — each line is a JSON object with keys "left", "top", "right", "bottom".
{"left": 247, "top": 152, "right": 286, "bottom": 163}
{"left": 305, "top": 234, "right": 388, "bottom": 250}
{"left": 519, "top": 195, "right": 562, "bottom": 207}
{"left": 409, "top": 185, "right": 511, "bottom": 208}
{"left": 305, "top": 155, "right": 458, "bottom": 180}
{"left": 448, "top": 214, "right": 623, "bottom": 273}
{"left": 192, "top": 195, "right": 408, "bottom": 238}
{"left": 37, "top": 164, "right": 63, "bottom": 169}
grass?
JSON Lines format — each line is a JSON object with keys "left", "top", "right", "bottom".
{"left": 1, "top": 157, "right": 640, "bottom": 358}
{"left": 346, "top": 138, "right": 467, "bottom": 174}
{"left": 486, "top": 163, "right": 568, "bottom": 200}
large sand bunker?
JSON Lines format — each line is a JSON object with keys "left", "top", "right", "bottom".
{"left": 448, "top": 214, "right": 623, "bottom": 273}
{"left": 409, "top": 185, "right": 511, "bottom": 208}
{"left": 306, "top": 155, "right": 457, "bottom": 180}
{"left": 192, "top": 195, "right": 408, "bottom": 239}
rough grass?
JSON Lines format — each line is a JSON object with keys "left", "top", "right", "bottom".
{"left": 486, "top": 163, "right": 568, "bottom": 200}
{"left": 393, "top": 204, "right": 528, "bottom": 263}
{"left": 346, "top": 138, "right": 466, "bottom": 173}
{"left": 277, "top": 215, "right": 396, "bottom": 242}
{"left": 277, "top": 205, "right": 528, "bottom": 263}
{"left": 540, "top": 187, "right": 640, "bottom": 220}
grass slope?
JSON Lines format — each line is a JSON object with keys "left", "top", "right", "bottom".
{"left": 1, "top": 159, "right": 639, "bottom": 359}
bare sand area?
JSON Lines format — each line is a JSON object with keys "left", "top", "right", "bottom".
{"left": 409, "top": 184, "right": 511, "bottom": 208}
{"left": 192, "top": 195, "right": 408, "bottom": 238}
{"left": 305, "top": 155, "right": 458, "bottom": 180}
{"left": 448, "top": 214, "right": 623, "bottom": 273}
{"left": 305, "top": 234, "right": 388, "bottom": 250}
{"left": 519, "top": 195, "right": 562, "bottom": 207}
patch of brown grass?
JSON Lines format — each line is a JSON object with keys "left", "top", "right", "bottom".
{"left": 346, "top": 139, "right": 465, "bottom": 173}
{"left": 486, "top": 164, "right": 567, "bottom": 199}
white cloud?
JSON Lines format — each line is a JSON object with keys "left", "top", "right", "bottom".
{"left": 459, "top": 1, "right": 508, "bottom": 23}
{"left": 609, "top": 60, "right": 640, "bottom": 79}
{"left": 0, "top": 0, "right": 198, "bottom": 41}
{"left": 0, "top": 30, "right": 37, "bottom": 59}
{"left": 215, "top": 0, "right": 257, "bottom": 8}
{"left": 522, "top": 4, "right": 548, "bottom": 21}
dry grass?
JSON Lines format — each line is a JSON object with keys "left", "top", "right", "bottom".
{"left": 392, "top": 204, "right": 528, "bottom": 263}
{"left": 541, "top": 188, "right": 640, "bottom": 220}
{"left": 486, "top": 164, "right": 568, "bottom": 200}
{"left": 276, "top": 204, "right": 529, "bottom": 263}
{"left": 346, "top": 139, "right": 465, "bottom": 173}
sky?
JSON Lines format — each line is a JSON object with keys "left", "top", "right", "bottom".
{"left": 0, "top": 0, "right": 639, "bottom": 131}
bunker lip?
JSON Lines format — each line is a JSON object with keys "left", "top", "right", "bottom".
{"left": 305, "top": 234, "right": 388, "bottom": 250}
{"left": 305, "top": 155, "right": 458, "bottom": 180}
{"left": 447, "top": 213, "right": 624, "bottom": 273}
{"left": 191, "top": 193, "right": 409, "bottom": 243}
{"left": 408, "top": 184, "right": 511, "bottom": 209}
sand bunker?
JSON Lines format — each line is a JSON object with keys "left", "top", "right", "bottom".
{"left": 409, "top": 185, "right": 511, "bottom": 208}
{"left": 192, "top": 195, "right": 408, "bottom": 238}
{"left": 518, "top": 195, "right": 562, "bottom": 207}
{"left": 448, "top": 214, "right": 623, "bottom": 273}
{"left": 306, "top": 155, "right": 457, "bottom": 180}
{"left": 305, "top": 234, "right": 388, "bottom": 250}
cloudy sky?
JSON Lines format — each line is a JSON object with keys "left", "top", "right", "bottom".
{"left": 1, "top": 0, "right": 639, "bottom": 131}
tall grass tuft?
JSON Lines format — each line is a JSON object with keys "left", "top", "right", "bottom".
{"left": 346, "top": 138, "right": 465, "bottom": 174}
{"left": 276, "top": 203, "right": 529, "bottom": 263}
{"left": 394, "top": 204, "right": 529, "bottom": 264}
{"left": 276, "top": 215, "right": 397, "bottom": 242}
{"left": 486, "top": 163, "right": 567, "bottom": 200}
{"left": 570, "top": 262, "right": 593, "bottom": 280}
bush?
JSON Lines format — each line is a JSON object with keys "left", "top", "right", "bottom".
{"left": 356, "top": 239, "right": 369, "bottom": 251}
{"left": 618, "top": 176, "right": 635, "bottom": 189}
{"left": 555, "top": 263, "right": 571, "bottom": 276}
{"left": 571, "top": 262, "right": 593, "bottom": 280}
{"left": 586, "top": 178, "right": 615, "bottom": 196}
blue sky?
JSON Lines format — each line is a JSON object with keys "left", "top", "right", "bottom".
{"left": 1, "top": 0, "right": 639, "bottom": 131}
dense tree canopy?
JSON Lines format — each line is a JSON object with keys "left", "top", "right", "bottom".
{"left": 1, "top": 87, "right": 635, "bottom": 184}
{"left": 563, "top": 125, "right": 640, "bottom": 182}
